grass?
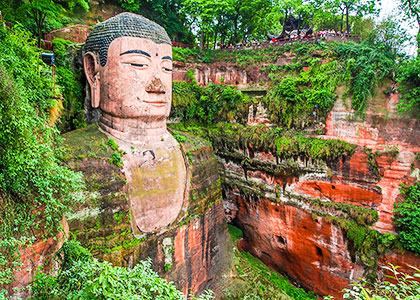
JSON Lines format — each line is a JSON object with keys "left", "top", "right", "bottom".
{"left": 224, "top": 225, "right": 317, "bottom": 300}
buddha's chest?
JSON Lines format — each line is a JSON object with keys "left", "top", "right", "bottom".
{"left": 122, "top": 142, "right": 187, "bottom": 236}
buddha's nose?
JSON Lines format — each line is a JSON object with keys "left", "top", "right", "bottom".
{"left": 145, "top": 77, "right": 165, "bottom": 94}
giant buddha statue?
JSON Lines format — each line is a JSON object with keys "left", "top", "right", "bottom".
{"left": 62, "top": 12, "right": 232, "bottom": 296}
{"left": 83, "top": 13, "right": 186, "bottom": 235}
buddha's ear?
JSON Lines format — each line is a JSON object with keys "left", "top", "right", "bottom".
{"left": 83, "top": 52, "right": 101, "bottom": 108}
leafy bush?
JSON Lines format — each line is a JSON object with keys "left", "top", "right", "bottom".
{"left": 171, "top": 130, "right": 187, "bottom": 143}
{"left": 264, "top": 48, "right": 340, "bottom": 128}
{"left": 394, "top": 181, "right": 420, "bottom": 254}
{"left": 334, "top": 41, "right": 395, "bottom": 114}
{"left": 172, "top": 47, "right": 200, "bottom": 62}
{"left": 397, "top": 57, "right": 420, "bottom": 117}
{"left": 171, "top": 82, "right": 251, "bottom": 124}
{"left": 332, "top": 217, "right": 397, "bottom": 280}
{"left": 266, "top": 76, "right": 335, "bottom": 128}
{"left": 325, "top": 264, "right": 420, "bottom": 300}
{"left": 30, "top": 241, "right": 214, "bottom": 300}
{"left": 0, "top": 26, "right": 83, "bottom": 292}
{"left": 52, "top": 38, "right": 86, "bottom": 132}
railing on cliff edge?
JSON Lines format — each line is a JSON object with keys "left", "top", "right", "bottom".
{"left": 41, "top": 26, "right": 198, "bottom": 51}
{"left": 217, "top": 35, "right": 360, "bottom": 52}
{"left": 172, "top": 41, "right": 195, "bottom": 49}
{"left": 42, "top": 24, "right": 92, "bottom": 51}
{"left": 38, "top": 22, "right": 359, "bottom": 52}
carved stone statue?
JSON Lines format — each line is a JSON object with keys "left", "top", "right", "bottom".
{"left": 83, "top": 13, "right": 186, "bottom": 236}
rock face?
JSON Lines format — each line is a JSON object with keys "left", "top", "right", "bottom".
{"left": 174, "top": 61, "right": 249, "bottom": 86}
{"left": 217, "top": 89, "right": 420, "bottom": 298}
{"left": 5, "top": 220, "right": 67, "bottom": 299}
{"left": 62, "top": 124, "right": 233, "bottom": 297}
{"left": 234, "top": 196, "right": 365, "bottom": 296}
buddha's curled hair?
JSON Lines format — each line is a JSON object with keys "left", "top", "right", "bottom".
{"left": 84, "top": 12, "right": 171, "bottom": 66}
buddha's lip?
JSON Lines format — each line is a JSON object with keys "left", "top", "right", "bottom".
{"left": 143, "top": 100, "right": 167, "bottom": 105}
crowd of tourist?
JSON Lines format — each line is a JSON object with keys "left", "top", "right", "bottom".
{"left": 317, "top": 29, "right": 351, "bottom": 38}
{"left": 216, "top": 29, "right": 352, "bottom": 50}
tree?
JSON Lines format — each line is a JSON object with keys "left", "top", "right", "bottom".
{"left": 235, "top": 0, "right": 273, "bottom": 41}
{"left": 374, "top": 16, "right": 410, "bottom": 55}
{"left": 309, "top": 0, "right": 342, "bottom": 32}
{"left": 1, "top": 0, "right": 88, "bottom": 47}
{"left": 399, "top": 0, "right": 420, "bottom": 56}
{"left": 320, "top": 0, "right": 378, "bottom": 33}
{"left": 294, "top": 3, "right": 315, "bottom": 36}
{"left": 118, "top": 0, "right": 195, "bottom": 44}
{"left": 23, "top": 0, "right": 65, "bottom": 47}
{"left": 274, "top": 0, "right": 300, "bottom": 36}
{"left": 183, "top": 0, "right": 219, "bottom": 49}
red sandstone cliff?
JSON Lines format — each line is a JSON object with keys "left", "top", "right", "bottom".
{"left": 62, "top": 125, "right": 233, "bottom": 297}
{"left": 216, "top": 85, "right": 419, "bottom": 297}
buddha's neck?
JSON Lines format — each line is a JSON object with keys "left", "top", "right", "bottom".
{"left": 99, "top": 112, "right": 169, "bottom": 145}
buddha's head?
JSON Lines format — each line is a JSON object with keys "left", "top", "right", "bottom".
{"left": 83, "top": 13, "right": 172, "bottom": 143}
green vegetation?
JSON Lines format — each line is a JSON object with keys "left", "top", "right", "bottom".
{"left": 397, "top": 57, "right": 420, "bottom": 118}
{"left": 105, "top": 138, "right": 124, "bottom": 167}
{"left": 325, "top": 264, "right": 420, "bottom": 300}
{"left": 331, "top": 217, "right": 398, "bottom": 281}
{"left": 0, "top": 0, "right": 88, "bottom": 47}
{"left": 399, "top": 0, "right": 420, "bottom": 56}
{"left": 172, "top": 80, "right": 251, "bottom": 124}
{"left": 52, "top": 38, "right": 87, "bottom": 132}
{"left": 170, "top": 122, "right": 356, "bottom": 164}
{"left": 394, "top": 182, "right": 420, "bottom": 254}
{"left": 334, "top": 42, "right": 396, "bottom": 113}
{"left": 30, "top": 241, "right": 214, "bottom": 300}
{"left": 0, "top": 26, "right": 83, "bottom": 293}
{"left": 265, "top": 41, "right": 396, "bottom": 120}
{"left": 173, "top": 40, "right": 404, "bottom": 124}
{"left": 225, "top": 225, "right": 316, "bottom": 300}
{"left": 171, "top": 130, "right": 187, "bottom": 143}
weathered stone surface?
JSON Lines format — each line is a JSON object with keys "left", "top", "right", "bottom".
{"left": 295, "top": 180, "right": 382, "bottom": 205}
{"left": 6, "top": 218, "right": 68, "bottom": 299}
{"left": 233, "top": 193, "right": 364, "bottom": 297}
{"left": 173, "top": 62, "right": 249, "bottom": 86}
{"left": 214, "top": 88, "right": 420, "bottom": 298}
{"left": 63, "top": 124, "right": 233, "bottom": 297}
{"left": 323, "top": 93, "right": 420, "bottom": 233}
{"left": 172, "top": 52, "right": 296, "bottom": 87}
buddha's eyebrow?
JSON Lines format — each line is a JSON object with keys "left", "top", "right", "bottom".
{"left": 120, "top": 50, "right": 151, "bottom": 57}
{"left": 162, "top": 56, "right": 172, "bottom": 61}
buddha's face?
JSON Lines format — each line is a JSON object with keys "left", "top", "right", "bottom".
{"left": 95, "top": 36, "right": 172, "bottom": 121}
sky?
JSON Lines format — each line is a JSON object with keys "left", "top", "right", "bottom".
{"left": 377, "top": 0, "right": 418, "bottom": 56}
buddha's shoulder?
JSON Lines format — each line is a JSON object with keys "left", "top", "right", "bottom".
{"left": 61, "top": 123, "right": 114, "bottom": 161}
{"left": 172, "top": 130, "right": 219, "bottom": 180}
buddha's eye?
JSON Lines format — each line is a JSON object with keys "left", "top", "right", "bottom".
{"left": 162, "top": 60, "right": 172, "bottom": 73}
{"left": 128, "top": 63, "right": 148, "bottom": 68}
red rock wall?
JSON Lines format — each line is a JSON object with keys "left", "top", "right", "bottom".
{"left": 6, "top": 217, "right": 68, "bottom": 299}
{"left": 233, "top": 193, "right": 364, "bottom": 297}
{"left": 172, "top": 53, "right": 294, "bottom": 87}
{"left": 174, "top": 61, "right": 249, "bottom": 86}
{"left": 168, "top": 201, "right": 231, "bottom": 295}
{"left": 323, "top": 95, "right": 420, "bottom": 233}
{"left": 63, "top": 125, "right": 233, "bottom": 298}
{"left": 219, "top": 88, "right": 420, "bottom": 298}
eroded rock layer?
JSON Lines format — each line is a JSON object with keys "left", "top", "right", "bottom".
{"left": 62, "top": 124, "right": 233, "bottom": 297}
{"left": 214, "top": 90, "right": 420, "bottom": 298}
